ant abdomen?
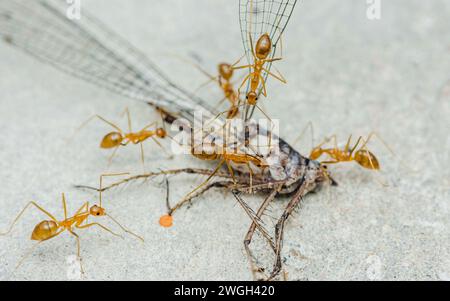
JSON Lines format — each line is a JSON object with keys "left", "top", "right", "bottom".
{"left": 100, "top": 132, "right": 123, "bottom": 148}
{"left": 354, "top": 150, "right": 380, "bottom": 170}
{"left": 255, "top": 33, "right": 272, "bottom": 60}
{"left": 218, "top": 63, "right": 233, "bottom": 80}
{"left": 31, "top": 220, "right": 59, "bottom": 241}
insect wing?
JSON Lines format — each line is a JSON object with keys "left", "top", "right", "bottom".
{"left": 0, "top": 0, "right": 217, "bottom": 123}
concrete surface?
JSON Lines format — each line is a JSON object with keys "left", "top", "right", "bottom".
{"left": 0, "top": 0, "right": 449, "bottom": 280}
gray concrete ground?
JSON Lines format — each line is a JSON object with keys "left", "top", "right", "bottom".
{"left": 0, "top": 0, "right": 449, "bottom": 280}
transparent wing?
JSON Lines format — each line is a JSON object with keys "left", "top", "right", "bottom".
{"left": 0, "top": 0, "right": 217, "bottom": 123}
{"left": 239, "top": 0, "right": 298, "bottom": 119}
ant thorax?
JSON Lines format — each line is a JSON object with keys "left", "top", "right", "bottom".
{"left": 198, "top": 120, "right": 326, "bottom": 193}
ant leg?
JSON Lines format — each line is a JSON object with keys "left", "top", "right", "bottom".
{"left": 14, "top": 241, "right": 42, "bottom": 270}
{"left": 151, "top": 136, "right": 171, "bottom": 158}
{"left": 258, "top": 74, "right": 268, "bottom": 97}
{"left": 61, "top": 193, "right": 68, "bottom": 220}
{"left": 120, "top": 107, "right": 133, "bottom": 133}
{"left": 265, "top": 57, "right": 283, "bottom": 63}
{"left": 107, "top": 146, "right": 121, "bottom": 167}
{"left": 74, "top": 202, "right": 89, "bottom": 216}
{"left": 76, "top": 222, "right": 123, "bottom": 239}
{"left": 345, "top": 135, "right": 357, "bottom": 154}
{"left": 67, "top": 115, "right": 122, "bottom": 144}
{"left": 255, "top": 103, "right": 274, "bottom": 131}
{"left": 99, "top": 173, "right": 130, "bottom": 207}
{"left": 105, "top": 214, "right": 144, "bottom": 242}
{"left": 355, "top": 136, "right": 389, "bottom": 186}
{"left": 237, "top": 73, "right": 253, "bottom": 93}
{"left": 77, "top": 115, "right": 123, "bottom": 136}
{"left": 172, "top": 54, "right": 218, "bottom": 92}
{"left": 315, "top": 134, "right": 336, "bottom": 150}
{"left": 233, "top": 64, "right": 254, "bottom": 71}
{"left": 0, "top": 202, "right": 58, "bottom": 236}
{"left": 292, "top": 121, "right": 315, "bottom": 151}
{"left": 262, "top": 66, "right": 287, "bottom": 84}
{"left": 157, "top": 108, "right": 168, "bottom": 133}
{"left": 15, "top": 237, "right": 59, "bottom": 271}
{"left": 181, "top": 159, "right": 226, "bottom": 203}
{"left": 225, "top": 160, "right": 237, "bottom": 184}
{"left": 214, "top": 96, "right": 228, "bottom": 111}
{"left": 320, "top": 160, "right": 340, "bottom": 165}
{"left": 139, "top": 121, "right": 157, "bottom": 132}
{"left": 140, "top": 142, "right": 146, "bottom": 170}
{"left": 231, "top": 54, "right": 247, "bottom": 68}
{"left": 194, "top": 103, "right": 247, "bottom": 137}
{"left": 67, "top": 230, "right": 85, "bottom": 275}
{"left": 362, "top": 133, "right": 413, "bottom": 171}
{"left": 328, "top": 134, "right": 339, "bottom": 150}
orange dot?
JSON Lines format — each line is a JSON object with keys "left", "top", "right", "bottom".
{"left": 159, "top": 215, "right": 173, "bottom": 228}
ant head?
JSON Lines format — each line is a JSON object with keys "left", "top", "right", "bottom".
{"left": 89, "top": 205, "right": 106, "bottom": 217}
{"left": 218, "top": 63, "right": 233, "bottom": 80}
{"left": 246, "top": 91, "right": 258, "bottom": 105}
{"left": 156, "top": 127, "right": 167, "bottom": 139}
{"left": 319, "top": 165, "right": 338, "bottom": 186}
{"left": 354, "top": 149, "right": 380, "bottom": 170}
{"left": 31, "top": 220, "right": 59, "bottom": 241}
{"left": 255, "top": 33, "right": 272, "bottom": 60}
{"left": 309, "top": 147, "right": 323, "bottom": 161}
{"left": 100, "top": 132, "right": 123, "bottom": 149}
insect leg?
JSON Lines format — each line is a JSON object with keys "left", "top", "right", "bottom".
{"left": 175, "top": 159, "right": 226, "bottom": 212}
{"left": 121, "top": 107, "right": 133, "bottom": 133}
{"left": 75, "top": 168, "right": 244, "bottom": 192}
{"left": 98, "top": 173, "right": 130, "bottom": 208}
{"left": 168, "top": 180, "right": 236, "bottom": 216}
{"left": 76, "top": 222, "right": 123, "bottom": 238}
{"left": 262, "top": 66, "right": 287, "bottom": 84}
{"left": 0, "top": 202, "right": 58, "bottom": 236}
{"left": 233, "top": 188, "right": 279, "bottom": 280}
{"left": 67, "top": 230, "right": 84, "bottom": 275}
{"left": 291, "top": 121, "right": 315, "bottom": 151}
{"left": 140, "top": 142, "right": 145, "bottom": 170}
{"left": 105, "top": 214, "right": 144, "bottom": 242}
{"left": 107, "top": 146, "right": 121, "bottom": 168}
{"left": 268, "top": 182, "right": 309, "bottom": 280}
